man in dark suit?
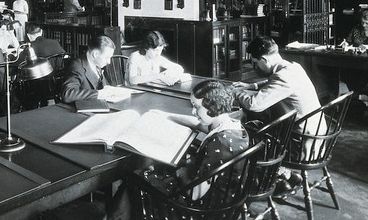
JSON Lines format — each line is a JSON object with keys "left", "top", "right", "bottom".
{"left": 16, "top": 23, "right": 66, "bottom": 110}
{"left": 25, "top": 24, "right": 66, "bottom": 59}
{"left": 61, "top": 35, "right": 115, "bottom": 103}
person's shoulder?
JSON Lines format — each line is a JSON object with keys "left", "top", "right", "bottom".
{"left": 129, "top": 50, "right": 142, "bottom": 59}
{"left": 67, "top": 57, "right": 83, "bottom": 70}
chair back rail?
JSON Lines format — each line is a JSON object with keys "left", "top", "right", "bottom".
{"left": 248, "top": 110, "right": 297, "bottom": 200}
{"left": 284, "top": 91, "right": 354, "bottom": 169}
{"left": 133, "top": 140, "right": 266, "bottom": 220}
{"left": 104, "top": 54, "right": 129, "bottom": 86}
{"left": 44, "top": 53, "right": 71, "bottom": 103}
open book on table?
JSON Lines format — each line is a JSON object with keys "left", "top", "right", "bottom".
{"left": 101, "top": 86, "right": 145, "bottom": 103}
{"left": 52, "top": 110, "right": 197, "bottom": 166}
{"left": 150, "top": 73, "right": 192, "bottom": 86}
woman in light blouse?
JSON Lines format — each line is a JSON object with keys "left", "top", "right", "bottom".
{"left": 126, "top": 31, "right": 184, "bottom": 86}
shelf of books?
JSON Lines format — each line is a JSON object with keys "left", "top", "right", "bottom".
{"left": 30, "top": 23, "right": 120, "bottom": 58}
{"left": 213, "top": 26, "right": 227, "bottom": 78}
{"left": 211, "top": 16, "right": 267, "bottom": 81}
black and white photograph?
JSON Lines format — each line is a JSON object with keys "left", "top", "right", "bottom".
{"left": 0, "top": 0, "right": 367, "bottom": 219}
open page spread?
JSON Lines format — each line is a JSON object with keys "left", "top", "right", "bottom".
{"left": 53, "top": 110, "right": 140, "bottom": 146}
{"left": 52, "top": 110, "right": 195, "bottom": 165}
{"left": 115, "top": 111, "right": 194, "bottom": 165}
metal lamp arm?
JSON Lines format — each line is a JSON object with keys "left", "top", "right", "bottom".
{"left": 0, "top": 43, "right": 31, "bottom": 65}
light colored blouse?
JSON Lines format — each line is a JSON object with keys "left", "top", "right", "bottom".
{"left": 126, "top": 51, "right": 184, "bottom": 85}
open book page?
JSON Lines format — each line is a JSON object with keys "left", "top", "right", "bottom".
{"left": 150, "top": 73, "right": 192, "bottom": 86}
{"left": 101, "top": 85, "right": 145, "bottom": 103}
{"left": 53, "top": 110, "right": 140, "bottom": 146}
{"left": 115, "top": 111, "right": 195, "bottom": 165}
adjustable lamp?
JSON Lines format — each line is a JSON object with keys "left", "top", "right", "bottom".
{"left": 18, "top": 44, "right": 53, "bottom": 81}
{"left": 0, "top": 43, "right": 53, "bottom": 152}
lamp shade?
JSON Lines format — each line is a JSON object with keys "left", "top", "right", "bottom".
{"left": 18, "top": 45, "right": 53, "bottom": 81}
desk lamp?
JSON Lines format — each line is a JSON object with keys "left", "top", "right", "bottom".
{"left": 0, "top": 43, "right": 53, "bottom": 152}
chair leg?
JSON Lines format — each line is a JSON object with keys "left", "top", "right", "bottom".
{"left": 240, "top": 203, "right": 248, "bottom": 220}
{"left": 268, "top": 196, "right": 280, "bottom": 220}
{"left": 323, "top": 167, "right": 340, "bottom": 210}
{"left": 301, "top": 170, "right": 314, "bottom": 220}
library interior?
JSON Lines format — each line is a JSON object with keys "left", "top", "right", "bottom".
{"left": 0, "top": 0, "right": 368, "bottom": 220}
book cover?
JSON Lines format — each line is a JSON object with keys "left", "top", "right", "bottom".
{"left": 75, "top": 99, "right": 110, "bottom": 113}
{"left": 52, "top": 110, "right": 197, "bottom": 166}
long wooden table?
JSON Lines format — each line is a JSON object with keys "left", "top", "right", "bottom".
{"left": 0, "top": 88, "right": 193, "bottom": 219}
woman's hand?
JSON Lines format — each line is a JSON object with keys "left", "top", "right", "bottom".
{"left": 158, "top": 74, "right": 180, "bottom": 86}
{"left": 233, "top": 81, "right": 253, "bottom": 89}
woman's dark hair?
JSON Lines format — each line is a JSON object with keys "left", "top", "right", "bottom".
{"left": 192, "top": 80, "right": 234, "bottom": 117}
{"left": 139, "top": 31, "right": 167, "bottom": 55}
{"left": 246, "top": 36, "right": 278, "bottom": 60}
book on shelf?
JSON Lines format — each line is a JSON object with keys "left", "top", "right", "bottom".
{"left": 75, "top": 99, "right": 110, "bottom": 113}
{"left": 52, "top": 110, "right": 197, "bottom": 166}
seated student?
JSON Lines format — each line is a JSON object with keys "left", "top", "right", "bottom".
{"left": 233, "top": 36, "right": 326, "bottom": 195}
{"left": 14, "top": 23, "right": 66, "bottom": 109}
{"left": 346, "top": 9, "right": 368, "bottom": 47}
{"left": 21, "top": 24, "right": 66, "bottom": 60}
{"left": 342, "top": 9, "right": 368, "bottom": 96}
{"left": 0, "top": 20, "right": 20, "bottom": 52}
{"left": 61, "top": 35, "right": 115, "bottom": 103}
{"left": 107, "top": 80, "right": 250, "bottom": 220}
{"left": 0, "top": 20, "right": 20, "bottom": 114}
{"left": 126, "top": 31, "right": 184, "bottom": 86}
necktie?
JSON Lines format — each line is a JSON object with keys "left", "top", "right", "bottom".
{"left": 96, "top": 67, "right": 104, "bottom": 90}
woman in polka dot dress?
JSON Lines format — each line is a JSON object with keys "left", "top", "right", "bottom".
{"left": 107, "top": 80, "right": 250, "bottom": 220}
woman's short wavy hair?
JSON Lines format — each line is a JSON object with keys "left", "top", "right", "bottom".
{"left": 192, "top": 80, "right": 234, "bottom": 117}
{"left": 139, "top": 31, "right": 167, "bottom": 55}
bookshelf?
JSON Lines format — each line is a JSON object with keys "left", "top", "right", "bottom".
{"left": 27, "top": 23, "right": 120, "bottom": 59}
{"left": 29, "top": 0, "right": 117, "bottom": 26}
{"left": 267, "top": 0, "right": 335, "bottom": 46}
{"left": 124, "top": 16, "right": 266, "bottom": 80}
{"left": 212, "top": 16, "right": 267, "bottom": 81}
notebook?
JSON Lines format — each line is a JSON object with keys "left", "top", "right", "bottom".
{"left": 75, "top": 99, "right": 110, "bottom": 113}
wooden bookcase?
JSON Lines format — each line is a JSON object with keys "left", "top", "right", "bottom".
{"left": 212, "top": 16, "right": 267, "bottom": 80}
{"left": 28, "top": 23, "right": 121, "bottom": 58}
{"left": 268, "top": 0, "right": 335, "bottom": 46}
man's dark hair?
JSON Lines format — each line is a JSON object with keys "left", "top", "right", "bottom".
{"left": 88, "top": 35, "right": 116, "bottom": 51}
{"left": 192, "top": 80, "right": 234, "bottom": 117}
{"left": 139, "top": 31, "right": 167, "bottom": 55}
{"left": 26, "top": 23, "right": 42, "bottom": 35}
{"left": 246, "top": 36, "right": 278, "bottom": 59}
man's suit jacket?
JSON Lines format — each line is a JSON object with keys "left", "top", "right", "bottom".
{"left": 31, "top": 36, "right": 66, "bottom": 58}
{"left": 18, "top": 36, "right": 66, "bottom": 68}
{"left": 61, "top": 54, "right": 108, "bottom": 103}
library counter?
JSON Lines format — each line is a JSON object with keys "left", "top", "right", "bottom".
{"left": 280, "top": 48, "right": 368, "bottom": 102}
{"left": 0, "top": 88, "right": 193, "bottom": 219}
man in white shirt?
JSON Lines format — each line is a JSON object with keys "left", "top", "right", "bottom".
{"left": 233, "top": 36, "right": 324, "bottom": 196}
